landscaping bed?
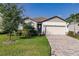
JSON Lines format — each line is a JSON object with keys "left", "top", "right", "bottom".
{"left": 67, "top": 31, "right": 79, "bottom": 40}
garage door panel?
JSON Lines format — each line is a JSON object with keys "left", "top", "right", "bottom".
{"left": 46, "top": 26, "right": 65, "bottom": 35}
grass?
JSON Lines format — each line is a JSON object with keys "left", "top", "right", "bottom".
{"left": 0, "top": 34, "right": 51, "bottom": 56}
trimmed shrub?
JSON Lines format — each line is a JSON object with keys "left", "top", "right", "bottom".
{"left": 29, "top": 27, "right": 38, "bottom": 36}
{"left": 67, "top": 31, "right": 75, "bottom": 37}
{"left": 19, "top": 23, "right": 38, "bottom": 39}
{"left": 67, "top": 31, "right": 79, "bottom": 39}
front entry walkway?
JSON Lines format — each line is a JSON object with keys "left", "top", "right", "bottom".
{"left": 47, "top": 35, "right": 79, "bottom": 56}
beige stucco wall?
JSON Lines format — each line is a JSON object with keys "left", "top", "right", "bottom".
{"left": 31, "top": 20, "right": 37, "bottom": 30}
{"left": 42, "top": 18, "right": 69, "bottom": 35}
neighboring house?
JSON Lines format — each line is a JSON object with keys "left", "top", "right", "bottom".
{"left": 68, "top": 22, "right": 79, "bottom": 33}
{"left": 24, "top": 17, "right": 37, "bottom": 30}
{"left": 18, "top": 17, "right": 37, "bottom": 30}
{"left": 22, "top": 16, "right": 69, "bottom": 35}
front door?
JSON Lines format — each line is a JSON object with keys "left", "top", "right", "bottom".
{"left": 37, "top": 23, "right": 42, "bottom": 34}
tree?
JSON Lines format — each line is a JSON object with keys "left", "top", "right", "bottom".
{"left": 0, "top": 3, "right": 23, "bottom": 40}
{"left": 71, "top": 14, "right": 76, "bottom": 36}
{"left": 21, "top": 23, "right": 38, "bottom": 38}
{"left": 66, "top": 14, "right": 78, "bottom": 36}
{"left": 22, "top": 23, "right": 32, "bottom": 38}
{"left": 66, "top": 13, "right": 79, "bottom": 23}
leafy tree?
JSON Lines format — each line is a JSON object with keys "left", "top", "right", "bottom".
{"left": 21, "top": 23, "right": 38, "bottom": 38}
{"left": 0, "top": 3, "right": 23, "bottom": 40}
{"left": 66, "top": 13, "right": 79, "bottom": 23}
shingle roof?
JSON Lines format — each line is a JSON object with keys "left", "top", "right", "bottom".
{"left": 32, "top": 17, "right": 47, "bottom": 23}
{"left": 22, "top": 16, "right": 65, "bottom": 23}
{"left": 36, "top": 16, "right": 65, "bottom": 23}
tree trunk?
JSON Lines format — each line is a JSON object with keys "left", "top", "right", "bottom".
{"left": 9, "top": 32, "right": 12, "bottom": 40}
{"left": 74, "top": 17, "right": 76, "bottom": 36}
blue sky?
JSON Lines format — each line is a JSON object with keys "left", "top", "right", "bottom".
{"left": 19, "top": 3, "right": 79, "bottom": 19}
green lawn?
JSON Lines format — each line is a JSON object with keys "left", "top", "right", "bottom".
{"left": 0, "top": 35, "right": 51, "bottom": 56}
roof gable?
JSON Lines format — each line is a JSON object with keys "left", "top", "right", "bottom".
{"left": 45, "top": 16, "right": 65, "bottom": 22}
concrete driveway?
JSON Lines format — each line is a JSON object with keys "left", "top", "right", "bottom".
{"left": 47, "top": 35, "right": 79, "bottom": 56}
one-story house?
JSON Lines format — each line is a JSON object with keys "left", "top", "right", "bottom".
{"left": 68, "top": 22, "right": 79, "bottom": 34}
{"left": 20, "top": 16, "right": 69, "bottom": 35}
